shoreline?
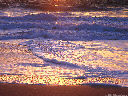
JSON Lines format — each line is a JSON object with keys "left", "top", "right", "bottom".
{"left": 0, "top": 83, "right": 128, "bottom": 96}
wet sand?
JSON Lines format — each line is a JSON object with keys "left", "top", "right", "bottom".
{"left": 0, "top": 83, "right": 128, "bottom": 96}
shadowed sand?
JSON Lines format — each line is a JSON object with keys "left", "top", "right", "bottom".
{"left": 0, "top": 83, "right": 128, "bottom": 96}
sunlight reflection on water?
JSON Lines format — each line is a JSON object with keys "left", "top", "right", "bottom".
{"left": 1, "top": 39, "right": 128, "bottom": 86}
{"left": 0, "top": 7, "right": 128, "bottom": 87}
{"left": 1, "top": 7, "right": 128, "bottom": 17}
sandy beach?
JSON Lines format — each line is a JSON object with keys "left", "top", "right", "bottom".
{"left": 0, "top": 83, "right": 128, "bottom": 96}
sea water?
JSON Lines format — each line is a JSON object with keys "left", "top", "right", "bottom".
{"left": 0, "top": 7, "right": 128, "bottom": 87}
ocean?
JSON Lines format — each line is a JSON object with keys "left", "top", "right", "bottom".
{"left": 0, "top": 6, "right": 128, "bottom": 87}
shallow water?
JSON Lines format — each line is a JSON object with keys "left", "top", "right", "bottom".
{"left": 0, "top": 7, "right": 128, "bottom": 86}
